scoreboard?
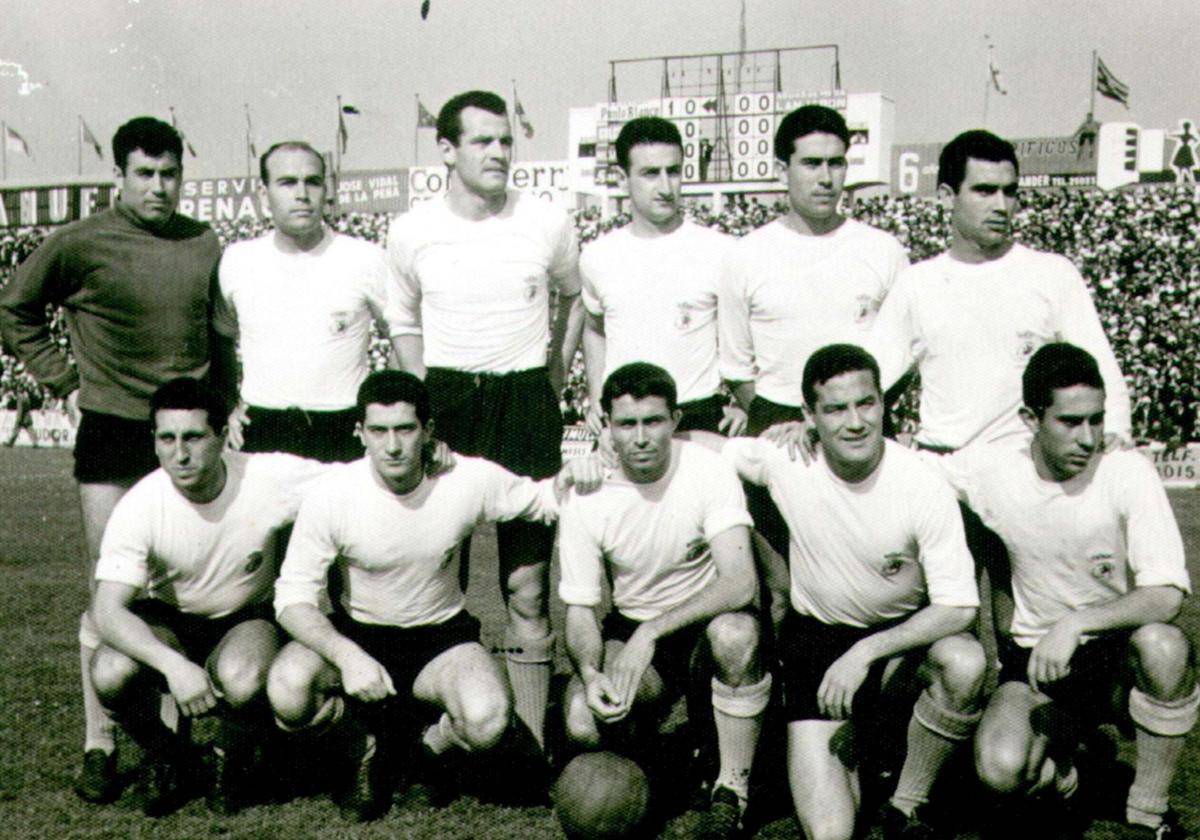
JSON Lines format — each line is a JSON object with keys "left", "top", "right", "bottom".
{"left": 568, "top": 90, "right": 892, "bottom": 196}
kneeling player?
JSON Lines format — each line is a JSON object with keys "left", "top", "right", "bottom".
{"left": 558, "top": 362, "right": 772, "bottom": 840}
{"left": 710, "top": 345, "right": 985, "bottom": 840}
{"left": 268, "top": 370, "right": 598, "bottom": 821}
{"left": 90, "top": 378, "right": 327, "bottom": 815}
{"left": 959, "top": 344, "right": 1197, "bottom": 839}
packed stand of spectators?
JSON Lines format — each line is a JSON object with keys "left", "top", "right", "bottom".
{"left": 2, "top": 184, "right": 1198, "bottom": 443}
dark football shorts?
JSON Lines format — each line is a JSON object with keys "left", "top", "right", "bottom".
{"left": 74, "top": 410, "right": 159, "bottom": 483}
{"left": 131, "top": 599, "right": 276, "bottom": 673}
{"left": 602, "top": 611, "right": 711, "bottom": 702}
{"left": 242, "top": 405, "right": 362, "bottom": 463}
{"left": 333, "top": 609, "right": 482, "bottom": 698}
{"left": 426, "top": 366, "right": 562, "bottom": 582}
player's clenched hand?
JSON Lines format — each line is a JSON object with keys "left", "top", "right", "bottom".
{"left": 718, "top": 405, "right": 748, "bottom": 437}
{"left": 762, "top": 418, "right": 817, "bottom": 464}
{"left": 557, "top": 454, "right": 606, "bottom": 497}
{"left": 337, "top": 647, "right": 396, "bottom": 703}
{"left": 427, "top": 439, "right": 457, "bottom": 476}
{"left": 609, "top": 629, "right": 656, "bottom": 716}
{"left": 165, "top": 660, "right": 218, "bottom": 717}
{"left": 817, "top": 647, "right": 872, "bottom": 720}
{"left": 226, "top": 402, "right": 250, "bottom": 451}
{"left": 584, "top": 672, "right": 626, "bottom": 723}
{"left": 1028, "top": 619, "right": 1081, "bottom": 693}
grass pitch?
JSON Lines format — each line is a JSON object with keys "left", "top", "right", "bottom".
{"left": 0, "top": 447, "right": 1196, "bottom": 839}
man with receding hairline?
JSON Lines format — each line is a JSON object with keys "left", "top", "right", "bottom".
{"left": 216, "top": 140, "right": 393, "bottom": 463}
{"left": 385, "top": 90, "right": 584, "bottom": 751}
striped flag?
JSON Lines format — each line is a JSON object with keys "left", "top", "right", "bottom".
{"left": 5, "top": 124, "right": 32, "bottom": 157}
{"left": 986, "top": 36, "right": 1007, "bottom": 95}
{"left": 81, "top": 119, "right": 104, "bottom": 159}
{"left": 1096, "top": 56, "right": 1129, "bottom": 107}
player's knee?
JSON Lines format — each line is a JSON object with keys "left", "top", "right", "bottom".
{"left": 213, "top": 649, "right": 270, "bottom": 708}
{"left": 974, "top": 730, "right": 1030, "bottom": 794}
{"left": 90, "top": 646, "right": 141, "bottom": 705}
{"left": 1131, "top": 623, "right": 1194, "bottom": 696}
{"left": 707, "top": 612, "right": 760, "bottom": 678}
{"left": 929, "top": 634, "right": 987, "bottom": 703}
{"left": 564, "top": 687, "right": 601, "bottom": 748}
{"left": 267, "top": 655, "right": 317, "bottom": 725}
{"left": 457, "top": 689, "right": 510, "bottom": 751}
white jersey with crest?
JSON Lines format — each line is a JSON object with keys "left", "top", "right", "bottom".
{"left": 718, "top": 218, "right": 909, "bottom": 407}
{"left": 275, "top": 456, "right": 559, "bottom": 627}
{"left": 580, "top": 220, "right": 730, "bottom": 404}
{"left": 722, "top": 437, "right": 978, "bottom": 627}
{"left": 95, "top": 451, "right": 329, "bottom": 618}
{"left": 945, "top": 444, "right": 1190, "bottom": 647}
{"left": 558, "top": 440, "right": 752, "bottom": 622}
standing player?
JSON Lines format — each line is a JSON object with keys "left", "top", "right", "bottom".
{"left": 719, "top": 105, "right": 909, "bottom": 435}
{"left": 90, "top": 378, "right": 327, "bottom": 816}
{"left": 216, "top": 141, "right": 393, "bottom": 462}
{"left": 0, "top": 117, "right": 230, "bottom": 803}
{"left": 579, "top": 116, "right": 743, "bottom": 436}
{"left": 559, "top": 362, "right": 771, "bottom": 839}
{"left": 267, "top": 370, "right": 598, "bottom": 820}
{"left": 385, "top": 90, "right": 584, "bottom": 748}
{"left": 953, "top": 344, "right": 1196, "bottom": 839}
{"left": 870, "top": 130, "right": 1132, "bottom": 453}
{"left": 710, "top": 345, "right": 984, "bottom": 840}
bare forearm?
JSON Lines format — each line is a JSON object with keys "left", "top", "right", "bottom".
{"left": 550, "top": 293, "right": 584, "bottom": 393}
{"left": 642, "top": 529, "right": 756, "bottom": 642}
{"left": 390, "top": 335, "right": 426, "bottom": 379}
{"left": 1062, "top": 586, "right": 1183, "bottom": 636}
{"left": 729, "top": 380, "right": 755, "bottom": 412}
{"left": 279, "top": 603, "right": 363, "bottom": 668}
{"left": 582, "top": 318, "right": 606, "bottom": 405}
{"left": 851, "top": 604, "right": 976, "bottom": 665}
{"left": 94, "top": 593, "right": 191, "bottom": 677}
{"left": 565, "top": 606, "right": 606, "bottom": 681}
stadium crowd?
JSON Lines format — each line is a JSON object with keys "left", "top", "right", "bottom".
{"left": 2, "top": 185, "right": 1198, "bottom": 442}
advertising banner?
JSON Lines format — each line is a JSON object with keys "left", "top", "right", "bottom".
{"left": 178, "top": 168, "right": 409, "bottom": 224}
{"left": 0, "top": 182, "right": 114, "bottom": 229}
{"left": 892, "top": 135, "right": 1098, "bottom": 195}
{"left": 406, "top": 161, "right": 571, "bottom": 209}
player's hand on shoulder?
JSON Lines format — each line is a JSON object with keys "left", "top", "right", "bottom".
{"left": 718, "top": 404, "right": 748, "bottom": 437}
{"left": 165, "top": 660, "right": 218, "bottom": 717}
{"left": 817, "top": 645, "right": 872, "bottom": 720}
{"left": 557, "top": 454, "right": 606, "bottom": 496}
{"left": 427, "top": 439, "right": 456, "bottom": 476}
{"left": 584, "top": 404, "right": 605, "bottom": 439}
{"left": 762, "top": 418, "right": 818, "bottom": 464}
{"left": 583, "top": 672, "right": 626, "bottom": 722}
{"left": 337, "top": 646, "right": 396, "bottom": 702}
{"left": 1103, "top": 432, "right": 1134, "bottom": 453}
{"left": 226, "top": 402, "right": 250, "bottom": 451}
{"left": 1027, "top": 618, "right": 1081, "bottom": 693}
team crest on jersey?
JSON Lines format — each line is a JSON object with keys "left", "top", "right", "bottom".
{"left": 329, "top": 310, "right": 351, "bottom": 335}
{"left": 1089, "top": 553, "right": 1117, "bottom": 582}
{"left": 878, "top": 551, "right": 912, "bottom": 578}
{"left": 244, "top": 551, "right": 264, "bottom": 574}
{"left": 524, "top": 276, "right": 540, "bottom": 302}
{"left": 683, "top": 537, "right": 710, "bottom": 564}
{"left": 853, "top": 294, "right": 879, "bottom": 324}
{"left": 1015, "top": 331, "right": 1038, "bottom": 360}
{"left": 675, "top": 302, "right": 693, "bottom": 331}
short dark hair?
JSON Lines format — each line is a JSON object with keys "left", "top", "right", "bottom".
{"left": 802, "top": 344, "right": 882, "bottom": 408}
{"left": 601, "top": 362, "right": 677, "bottom": 416}
{"left": 615, "top": 116, "right": 683, "bottom": 172}
{"left": 937, "top": 130, "right": 1019, "bottom": 193}
{"left": 259, "top": 141, "right": 326, "bottom": 183}
{"left": 112, "top": 117, "right": 183, "bottom": 173}
{"left": 774, "top": 105, "right": 849, "bottom": 163}
{"left": 1022, "top": 343, "right": 1105, "bottom": 418}
{"left": 355, "top": 370, "right": 430, "bottom": 425}
{"left": 437, "top": 91, "right": 507, "bottom": 145}
{"left": 150, "top": 378, "right": 228, "bottom": 434}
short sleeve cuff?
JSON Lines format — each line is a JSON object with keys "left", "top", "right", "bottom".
{"left": 558, "top": 582, "right": 602, "bottom": 608}
{"left": 703, "top": 507, "right": 753, "bottom": 541}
